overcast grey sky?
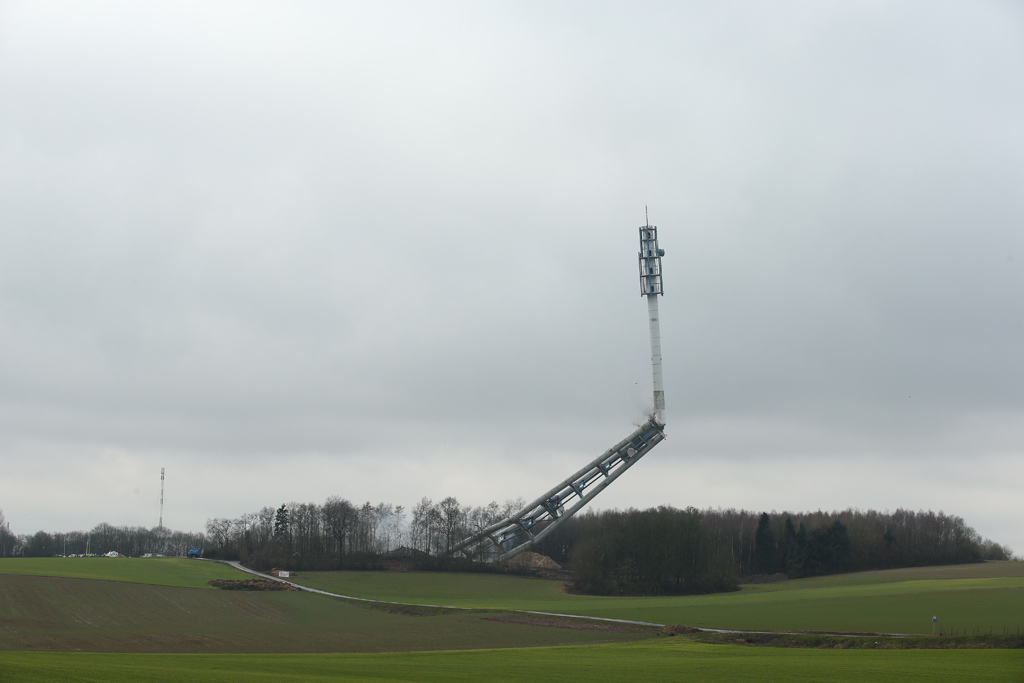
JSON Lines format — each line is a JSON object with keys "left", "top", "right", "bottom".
{"left": 2, "top": 1, "right": 1022, "bottom": 555}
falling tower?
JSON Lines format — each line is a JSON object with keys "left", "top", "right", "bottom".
{"left": 451, "top": 217, "right": 668, "bottom": 562}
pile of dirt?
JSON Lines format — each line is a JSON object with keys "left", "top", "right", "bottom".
{"left": 505, "top": 552, "right": 571, "bottom": 579}
{"left": 660, "top": 624, "right": 702, "bottom": 636}
{"left": 207, "top": 579, "right": 299, "bottom": 591}
{"left": 508, "top": 551, "right": 563, "bottom": 570}
{"left": 269, "top": 568, "right": 297, "bottom": 577}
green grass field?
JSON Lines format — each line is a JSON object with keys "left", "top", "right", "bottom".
{"left": 291, "top": 562, "right": 1024, "bottom": 635}
{"left": 0, "top": 569, "right": 652, "bottom": 653}
{"left": 1, "top": 558, "right": 1020, "bottom": 681}
{"left": 0, "top": 557, "right": 247, "bottom": 588}
{"left": 2, "top": 640, "right": 1021, "bottom": 683}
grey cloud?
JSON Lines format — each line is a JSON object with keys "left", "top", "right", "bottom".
{"left": 1, "top": 1, "right": 1021, "bottom": 554}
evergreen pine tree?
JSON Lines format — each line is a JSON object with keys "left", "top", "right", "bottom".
{"left": 754, "top": 512, "right": 777, "bottom": 574}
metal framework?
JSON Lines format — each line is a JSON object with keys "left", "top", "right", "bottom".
{"left": 452, "top": 417, "right": 665, "bottom": 562}
{"left": 452, "top": 218, "right": 668, "bottom": 563}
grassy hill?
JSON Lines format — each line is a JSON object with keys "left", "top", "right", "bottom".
{"left": 3, "top": 558, "right": 1020, "bottom": 638}
{"left": 0, "top": 562, "right": 652, "bottom": 654}
{"left": 290, "top": 561, "right": 1024, "bottom": 635}
{"left": 1, "top": 558, "right": 1019, "bottom": 682}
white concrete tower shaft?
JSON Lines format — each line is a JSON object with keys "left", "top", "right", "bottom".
{"left": 159, "top": 467, "right": 165, "bottom": 529}
{"left": 647, "top": 294, "right": 665, "bottom": 421}
{"left": 639, "top": 222, "right": 665, "bottom": 424}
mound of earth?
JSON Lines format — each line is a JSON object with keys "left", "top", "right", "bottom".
{"left": 207, "top": 579, "right": 299, "bottom": 591}
{"left": 508, "top": 551, "right": 562, "bottom": 570}
{"left": 505, "top": 552, "right": 571, "bottom": 579}
{"left": 660, "top": 624, "right": 701, "bottom": 635}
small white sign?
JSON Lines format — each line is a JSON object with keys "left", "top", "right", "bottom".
{"left": 279, "top": 571, "right": 290, "bottom": 578}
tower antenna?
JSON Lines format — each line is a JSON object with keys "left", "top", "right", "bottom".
{"left": 159, "top": 468, "right": 165, "bottom": 529}
{"left": 639, "top": 212, "right": 665, "bottom": 423}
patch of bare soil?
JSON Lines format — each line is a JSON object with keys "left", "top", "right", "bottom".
{"left": 660, "top": 624, "right": 701, "bottom": 635}
{"left": 361, "top": 602, "right": 463, "bottom": 617}
{"left": 482, "top": 614, "right": 658, "bottom": 633}
{"left": 207, "top": 579, "right": 298, "bottom": 591}
{"left": 691, "top": 631, "right": 1024, "bottom": 650}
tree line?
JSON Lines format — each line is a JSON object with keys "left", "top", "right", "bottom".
{"left": 201, "top": 499, "right": 1013, "bottom": 586}
{"left": 0, "top": 510, "right": 17, "bottom": 557}
{"left": 3, "top": 502, "right": 1013, "bottom": 598}
{"left": 532, "top": 506, "right": 1014, "bottom": 595}
{"left": 0, "top": 509, "right": 204, "bottom": 558}
{"left": 202, "top": 496, "right": 526, "bottom": 570}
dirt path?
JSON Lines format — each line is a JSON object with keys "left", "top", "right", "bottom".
{"left": 212, "top": 560, "right": 664, "bottom": 628}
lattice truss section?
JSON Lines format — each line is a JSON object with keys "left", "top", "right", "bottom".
{"left": 452, "top": 416, "right": 666, "bottom": 562}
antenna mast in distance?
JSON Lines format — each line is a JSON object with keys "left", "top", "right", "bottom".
{"left": 159, "top": 468, "right": 165, "bottom": 529}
